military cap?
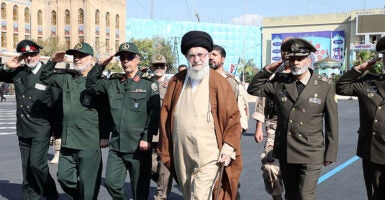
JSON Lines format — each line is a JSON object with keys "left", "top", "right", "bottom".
{"left": 181, "top": 31, "right": 213, "bottom": 55}
{"left": 375, "top": 36, "right": 385, "bottom": 53}
{"left": 66, "top": 42, "right": 94, "bottom": 56}
{"left": 151, "top": 54, "right": 167, "bottom": 64}
{"left": 16, "top": 40, "right": 43, "bottom": 54}
{"left": 281, "top": 38, "right": 316, "bottom": 57}
{"left": 115, "top": 42, "right": 139, "bottom": 56}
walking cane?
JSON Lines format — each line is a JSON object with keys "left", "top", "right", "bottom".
{"left": 215, "top": 162, "right": 225, "bottom": 200}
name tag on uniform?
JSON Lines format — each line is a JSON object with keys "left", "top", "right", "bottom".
{"left": 309, "top": 97, "right": 321, "bottom": 104}
{"left": 35, "top": 83, "right": 47, "bottom": 91}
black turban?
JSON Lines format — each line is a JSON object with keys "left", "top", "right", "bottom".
{"left": 181, "top": 31, "right": 213, "bottom": 55}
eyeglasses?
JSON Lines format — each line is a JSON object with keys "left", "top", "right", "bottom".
{"left": 119, "top": 54, "right": 138, "bottom": 61}
{"left": 187, "top": 52, "right": 209, "bottom": 60}
{"left": 151, "top": 64, "right": 166, "bottom": 69}
{"left": 22, "top": 52, "right": 39, "bottom": 58}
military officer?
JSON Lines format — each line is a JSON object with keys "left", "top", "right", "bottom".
{"left": 247, "top": 38, "right": 339, "bottom": 200}
{"left": 336, "top": 36, "right": 385, "bottom": 200}
{"left": 148, "top": 54, "right": 174, "bottom": 200}
{"left": 39, "top": 42, "right": 110, "bottom": 199}
{"left": 0, "top": 40, "right": 59, "bottom": 199}
{"left": 86, "top": 42, "right": 161, "bottom": 200}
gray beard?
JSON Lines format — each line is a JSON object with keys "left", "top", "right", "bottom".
{"left": 290, "top": 64, "right": 309, "bottom": 76}
{"left": 74, "top": 64, "right": 90, "bottom": 73}
{"left": 26, "top": 62, "right": 39, "bottom": 69}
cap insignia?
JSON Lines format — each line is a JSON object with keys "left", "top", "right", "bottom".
{"left": 122, "top": 43, "right": 130, "bottom": 50}
{"left": 75, "top": 43, "right": 83, "bottom": 50}
{"left": 156, "top": 55, "right": 163, "bottom": 60}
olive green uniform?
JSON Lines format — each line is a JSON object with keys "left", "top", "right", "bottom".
{"left": 40, "top": 62, "right": 108, "bottom": 200}
{"left": 0, "top": 62, "right": 59, "bottom": 200}
{"left": 247, "top": 68, "right": 338, "bottom": 200}
{"left": 86, "top": 64, "right": 160, "bottom": 200}
{"left": 336, "top": 69, "right": 385, "bottom": 200}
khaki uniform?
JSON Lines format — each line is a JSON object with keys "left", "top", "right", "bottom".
{"left": 336, "top": 69, "right": 385, "bottom": 199}
{"left": 248, "top": 68, "right": 338, "bottom": 200}
{"left": 253, "top": 96, "right": 283, "bottom": 197}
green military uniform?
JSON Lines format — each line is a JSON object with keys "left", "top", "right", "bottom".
{"left": 86, "top": 62, "right": 160, "bottom": 200}
{"left": 0, "top": 40, "right": 58, "bottom": 200}
{"left": 40, "top": 43, "right": 108, "bottom": 200}
{"left": 247, "top": 38, "right": 338, "bottom": 200}
{"left": 336, "top": 36, "right": 385, "bottom": 200}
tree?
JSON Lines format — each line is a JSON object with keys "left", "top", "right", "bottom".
{"left": 39, "top": 37, "right": 67, "bottom": 56}
{"left": 129, "top": 37, "right": 176, "bottom": 73}
{"left": 237, "top": 58, "right": 259, "bottom": 83}
{"left": 353, "top": 51, "right": 383, "bottom": 74}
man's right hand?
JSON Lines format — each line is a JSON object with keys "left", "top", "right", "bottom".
{"left": 355, "top": 57, "right": 382, "bottom": 72}
{"left": 5, "top": 56, "right": 23, "bottom": 69}
{"left": 98, "top": 55, "right": 114, "bottom": 66}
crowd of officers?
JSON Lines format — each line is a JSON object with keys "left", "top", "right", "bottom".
{"left": 0, "top": 33, "right": 384, "bottom": 200}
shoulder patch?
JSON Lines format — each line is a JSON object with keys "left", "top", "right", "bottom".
{"left": 319, "top": 76, "right": 333, "bottom": 84}
{"left": 151, "top": 82, "right": 159, "bottom": 91}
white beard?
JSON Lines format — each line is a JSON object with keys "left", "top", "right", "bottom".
{"left": 290, "top": 63, "right": 309, "bottom": 76}
{"left": 74, "top": 62, "right": 91, "bottom": 73}
{"left": 187, "top": 58, "right": 210, "bottom": 81}
{"left": 26, "top": 61, "right": 39, "bottom": 69}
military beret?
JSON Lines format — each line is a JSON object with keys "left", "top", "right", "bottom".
{"left": 66, "top": 42, "right": 94, "bottom": 56}
{"left": 16, "top": 40, "right": 43, "bottom": 54}
{"left": 115, "top": 42, "right": 139, "bottom": 56}
{"left": 376, "top": 36, "right": 385, "bottom": 53}
{"left": 281, "top": 38, "right": 316, "bottom": 57}
{"left": 151, "top": 54, "right": 167, "bottom": 64}
{"left": 181, "top": 31, "right": 213, "bottom": 55}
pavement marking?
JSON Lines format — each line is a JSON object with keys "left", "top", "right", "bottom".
{"left": 0, "top": 122, "right": 16, "bottom": 124}
{"left": 0, "top": 118, "right": 17, "bottom": 120}
{"left": 0, "top": 132, "right": 16, "bottom": 135}
{"left": 318, "top": 156, "right": 360, "bottom": 184}
{"left": 0, "top": 126, "right": 16, "bottom": 129}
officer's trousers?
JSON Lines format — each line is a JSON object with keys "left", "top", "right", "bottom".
{"left": 57, "top": 147, "right": 102, "bottom": 200}
{"left": 105, "top": 149, "right": 151, "bottom": 200}
{"left": 18, "top": 135, "right": 58, "bottom": 200}
{"left": 362, "top": 159, "right": 385, "bottom": 200}
{"left": 279, "top": 161, "right": 322, "bottom": 200}
{"left": 151, "top": 149, "right": 173, "bottom": 200}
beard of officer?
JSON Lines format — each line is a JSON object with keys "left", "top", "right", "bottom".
{"left": 24, "top": 54, "right": 41, "bottom": 69}
{"left": 187, "top": 55, "right": 210, "bottom": 81}
{"left": 73, "top": 53, "right": 93, "bottom": 75}
{"left": 289, "top": 56, "right": 311, "bottom": 76}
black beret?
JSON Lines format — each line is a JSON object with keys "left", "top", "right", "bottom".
{"left": 376, "top": 36, "right": 385, "bottom": 53}
{"left": 281, "top": 38, "right": 316, "bottom": 57}
{"left": 16, "top": 40, "right": 43, "bottom": 54}
{"left": 181, "top": 31, "right": 213, "bottom": 55}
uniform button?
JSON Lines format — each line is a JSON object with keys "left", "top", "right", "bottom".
{"left": 29, "top": 96, "right": 32, "bottom": 99}
{"left": 292, "top": 108, "right": 295, "bottom": 111}
{"left": 300, "top": 122, "right": 303, "bottom": 125}
{"left": 20, "top": 114, "right": 24, "bottom": 117}
{"left": 288, "top": 132, "right": 292, "bottom": 135}
{"left": 289, "top": 120, "right": 293, "bottom": 123}
{"left": 27, "top": 114, "right": 30, "bottom": 117}
{"left": 22, "top": 95, "right": 25, "bottom": 98}
{"left": 374, "top": 119, "right": 378, "bottom": 123}
{"left": 302, "top": 109, "right": 306, "bottom": 112}
{"left": 379, "top": 107, "right": 382, "bottom": 110}
{"left": 372, "top": 132, "right": 376, "bottom": 135}
{"left": 298, "top": 134, "right": 302, "bottom": 137}
{"left": 20, "top": 105, "right": 23, "bottom": 107}
{"left": 26, "top": 106, "right": 29, "bottom": 108}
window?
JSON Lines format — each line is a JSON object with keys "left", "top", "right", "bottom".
{"left": 38, "top": 37, "right": 42, "bottom": 45}
{"left": 1, "top": 3, "right": 6, "bottom": 19}
{"left": 78, "top": 36, "right": 84, "bottom": 43}
{"left": 25, "top": 35, "right": 30, "bottom": 40}
{"left": 106, "top": 12, "right": 110, "bottom": 27}
{"left": 51, "top": 11, "right": 57, "bottom": 25}
{"left": 65, "top": 10, "right": 70, "bottom": 25}
{"left": 115, "top": 40, "right": 119, "bottom": 51}
{"left": 24, "top": 8, "right": 30, "bottom": 23}
{"left": 105, "top": 39, "right": 110, "bottom": 52}
{"left": 78, "top": 9, "right": 84, "bottom": 24}
{"left": 13, "top": 5, "right": 18, "bottom": 21}
{"left": 65, "top": 37, "right": 70, "bottom": 49}
{"left": 1, "top": 32, "right": 6, "bottom": 47}
{"left": 37, "top": 10, "right": 42, "bottom": 25}
{"left": 95, "top": 10, "right": 100, "bottom": 25}
{"left": 13, "top": 33, "right": 18, "bottom": 48}
{"left": 95, "top": 37, "right": 100, "bottom": 50}
{"left": 115, "top": 14, "right": 119, "bottom": 29}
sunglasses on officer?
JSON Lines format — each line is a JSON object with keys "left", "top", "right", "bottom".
{"left": 119, "top": 53, "right": 138, "bottom": 61}
{"left": 151, "top": 64, "right": 166, "bottom": 69}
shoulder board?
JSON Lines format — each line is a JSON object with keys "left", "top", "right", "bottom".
{"left": 318, "top": 75, "right": 333, "bottom": 84}
{"left": 141, "top": 71, "right": 156, "bottom": 81}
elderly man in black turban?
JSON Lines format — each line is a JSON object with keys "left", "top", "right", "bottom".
{"left": 158, "top": 30, "right": 243, "bottom": 200}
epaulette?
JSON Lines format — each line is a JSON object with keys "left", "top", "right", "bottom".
{"left": 109, "top": 73, "right": 125, "bottom": 79}
{"left": 318, "top": 75, "right": 333, "bottom": 84}
{"left": 141, "top": 71, "right": 156, "bottom": 81}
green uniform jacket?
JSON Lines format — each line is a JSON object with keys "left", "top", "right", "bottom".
{"left": 336, "top": 69, "right": 385, "bottom": 164}
{"left": 0, "top": 62, "right": 56, "bottom": 138}
{"left": 247, "top": 68, "right": 338, "bottom": 164}
{"left": 40, "top": 62, "right": 108, "bottom": 150}
{"left": 86, "top": 64, "right": 160, "bottom": 153}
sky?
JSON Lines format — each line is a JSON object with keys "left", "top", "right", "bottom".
{"left": 126, "top": 0, "right": 383, "bottom": 25}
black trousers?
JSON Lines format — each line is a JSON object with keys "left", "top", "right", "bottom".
{"left": 279, "top": 161, "right": 322, "bottom": 200}
{"left": 362, "top": 159, "right": 385, "bottom": 200}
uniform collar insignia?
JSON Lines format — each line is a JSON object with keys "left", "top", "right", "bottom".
{"left": 133, "top": 75, "right": 140, "bottom": 82}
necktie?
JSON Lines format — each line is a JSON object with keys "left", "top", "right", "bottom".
{"left": 296, "top": 81, "right": 305, "bottom": 95}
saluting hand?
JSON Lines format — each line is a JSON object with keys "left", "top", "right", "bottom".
{"left": 98, "top": 55, "right": 114, "bottom": 67}
{"left": 5, "top": 56, "right": 23, "bottom": 69}
{"left": 355, "top": 57, "right": 382, "bottom": 72}
{"left": 139, "top": 140, "right": 151, "bottom": 151}
{"left": 50, "top": 51, "right": 66, "bottom": 63}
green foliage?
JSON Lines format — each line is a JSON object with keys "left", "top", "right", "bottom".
{"left": 237, "top": 58, "right": 259, "bottom": 82}
{"left": 129, "top": 37, "right": 176, "bottom": 73}
{"left": 353, "top": 51, "right": 384, "bottom": 74}
{"left": 39, "top": 37, "right": 67, "bottom": 56}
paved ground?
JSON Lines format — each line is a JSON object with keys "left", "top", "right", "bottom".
{"left": 0, "top": 95, "right": 367, "bottom": 199}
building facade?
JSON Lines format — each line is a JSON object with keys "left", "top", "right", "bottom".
{"left": 0, "top": 0, "right": 126, "bottom": 56}
{"left": 262, "top": 8, "right": 385, "bottom": 75}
